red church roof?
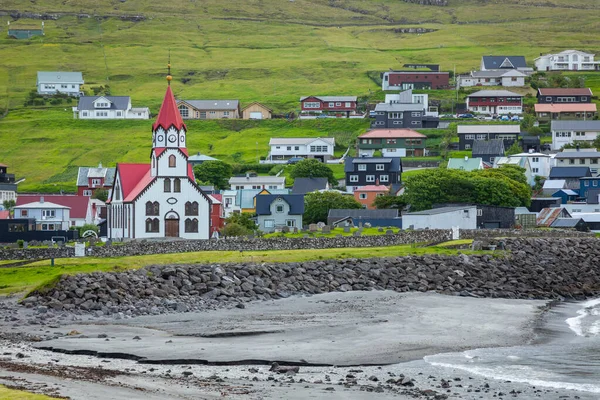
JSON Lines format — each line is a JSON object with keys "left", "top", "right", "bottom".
{"left": 16, "top": 195, "right": 90, "bottom": 219}
{"left": 115, "top": 163, "right": 151, "bottom": 201}
{"left": 152, "top": 86, "right": 186, "bottom": 132}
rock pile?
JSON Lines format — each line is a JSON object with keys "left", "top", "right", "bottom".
{"left": 23, "top": 238, "right": 600, "bottom": 317}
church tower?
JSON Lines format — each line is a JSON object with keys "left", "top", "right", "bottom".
{"left": 151, "top": 62, "right": 189, "bottom": 178}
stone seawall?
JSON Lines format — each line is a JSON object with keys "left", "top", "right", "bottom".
{"left": 0, "top": 229, "right": 592, "bottom": 261}
{"left": 24, "top": 238, "right": 600, "bottom": 317}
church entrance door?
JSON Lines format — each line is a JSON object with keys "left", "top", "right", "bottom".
{"left": 165, "top": 214, "right": 180, "bottom": 237}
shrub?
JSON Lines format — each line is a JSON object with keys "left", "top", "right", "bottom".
{"left": 17, "top": 240, "right": 24, "bottom": 248}
{"left": 268, "top": 165, "right": 284, "bottom": 176}
{"left": 221, "top": 222, "right": 249, "bottom": 237}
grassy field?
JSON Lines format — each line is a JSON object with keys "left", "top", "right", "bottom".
{"left": 1, "top": 241, "right": 485, "bottom": 295}
{"left": 0, "top": 386, "right": 59, "bottom": 400}
{"left": 0, "top": 0, "right": 599, "bottom": 192}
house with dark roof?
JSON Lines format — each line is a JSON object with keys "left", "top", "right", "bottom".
{"left": 579, "top": 177, "right": 600, "bottom": 200}
{"left": 344, "top": 157, "right": 402, "bottom": 193}
{"left": 0, "top": 163, "right": 18, "bottom": 205}
{"left": 552, "top": 189, "right": 579, "bottom": 204}
{"left": 551, "top": 121, "right": 600, "bottom": 150}
{"left": 457, "top": 124, "right": 520, "bottom": 151}
{"left": 434, "top": 203, "right": 516, "bottom": 229}
{"left": 550, "top": 218, "right": 588, "bottom": 231}
{"left": 585, "top": 189, "right": 600, "bottom": 205}
{"left": 107, "top": 82, "right": 212, "bottom": 239}
{"left": 74, "top": 96, "right": 149, "bottom": 119}
{"left": 291, "top": 178, "right": 329, "bottom": 195}
{"left": 458, "top": 69, "right": 527, "bottom": 88}
{"left": 176, "top": 100, "right": 240, "bottom": 119}
{"left": 554, "top": 149, "right": 600, "bottom": 175}
{"left": 255, "top": 194, "right": 304, "bottom": 233}
{"left": 480, "top": 56, "right": 532, "bottom": 73}
{"left": 76, "top": 164, "right": 116, "bottom": 197}
{"left": 472, "top": 140, "right": 505, "bottom": 164}
{"left": 37, "top": 71, "right": 84, "bottom": 96}
{"left": 381, "top": 71, "right": 450, "bottom": 90}
{"left": 327, "top": 209, "right": 401, "bottom": 228}
{"left": 357, "top": 129, "right": 427, "bottom": 157}
{"left": 537, "top": 88, "right": 593, "bottom": 104}
{"left": 549, "top": 167, "right": 592, "bottom": 190}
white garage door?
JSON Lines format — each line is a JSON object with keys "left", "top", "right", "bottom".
{"left": 250, "top": 112, "right": 263, "bottom": 119}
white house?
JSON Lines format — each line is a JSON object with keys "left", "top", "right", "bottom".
{"left": 13, "top": 199, "right": 71, "bottom": 231}
{"left": 551, "top": 120, "right": 600, "bottom": 150}
{"left": 535, "top": 50, "right": 600, "bottom": 72}
{"left": 509, "top": 152, "right": 553, "bottom": 179}
{"left": 458, "top": 69, "right": 527, "bottom": 88}
{"left": 15, "top": 195, "right": 93, "bottom": 227}
{"left": 268, "top": 137, "right": 335, "bottom": 162}
{"left": 107, "top": 83, "right": 212, "bottom": 239}
{"left": 495, "top": 156, "right": 534, "bottom": 186}
{"left": 402, "top": 206, "right": 478, "bottom": 230}
{"left": 384, "top": 89, "right": 438, "bottom": 116}
{"left": 36, "top": 71, "right": 84, "bottom": 96}
{"left": 73, "top": 96, "right": 150, "bottom": 120}
{"left": 228, "top": 175, "right": 286, "bottom": 190}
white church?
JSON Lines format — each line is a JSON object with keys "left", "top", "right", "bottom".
{"left": 107, "top": 76, "right": 211, "bottom": 239}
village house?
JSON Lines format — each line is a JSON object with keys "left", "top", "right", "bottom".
{"left": 220, "top": 188, "right": 290, "bottom": 217}
{"left": 549, "top": 167, "right": 592, "bottom": 190}
{"left": 299, "top": 96, "right": 358, "bottom": 118}
{"left": 579, "top": 177, "right": 600, "bottom": 200}
{"left": 74, "top": 96, "right": 150, "bottom": 119}
{"left": 176, "top": 100, "right": 240, "bottom": 119}
{"left": 537, "top": 88, "right": 593, "bottom": 104}
{"left": 457, "top": 125, "right": 520, "bottom": 151}
{"left": 551, "top": 121, "right": 600, "bottom": 150}
{"left": 458, "top": 69, "right": 527, "bottom": 88}
{"left": 16, "top": 195, "right": 93, "bottom": 228}
{"left": 187, "top": 153, "right": 219, "bottom": 167}
{"left": 327, "top": 209, "right": 402, "bottom": 228}
{"left": 371, "top": 90, "right": 439, "bottom": 129}
{"left": 535, "top": 103, "right": 597, "bottom": 123}
{"left": 37, "top": 71, "right": 84, "bottom": 97}
{"left": 473, "top": 140, "right": 505, "bottom": 164}
{"left": 447, "top": 157, "right": 484, "bottom": 171}
{"left": 495, "top": 156, "right": 533, "bottom": 185}
{"left": 465, "top": 90, "right": 524, "bottom": 115}
{"left": 554, "top": 149, "right": 600, "bottom": 175}
{"left": 344, "top": 156, "right": 402, "bottom": 193}
{"left": 381, "top": 71, "right": 450, "bottom": 90}
{"left": 480, "top": 56, "right": 533, "bottom": 74}
{"left": 207, "top": 194, "right": 225, "bottom": 237}
{"left": 403, "top": 206, "right": 478, "bottom": 230}
{"left": 76, "top": 164, "right": 116, "bottom": 197}
{"left": 508, "top": 152, "right": 553, "bottom": 179}
{"left": 107, "top": 79, "right": 212, "bottom": 240}
{"left": 0, "top": 163, "right": 18, "bottom": 204}
{"left": 357, "top": 129, "right": 427, "bottom": 157}
{"left": 535, "top": 50, "right": 600, "bottom": 71}
{"left": 291, "top": 178, "right": 329, "bottom": 195}
{"left": 7, "top": 21, "right": 44, "bottom": 39}
{"left": 241, "top": 102, "right": 272, "bottom": 120}
{"left": 228, "top": 174, "right": 286, "bottom": 191}
{"left": 268, "top": 137, "right": 335, "bottom": 163}
{"left": 255, "top": 194, "right": 304, "bottom": 233}
{"left": 353, "top": 184, "right": 389, "bottom": 209}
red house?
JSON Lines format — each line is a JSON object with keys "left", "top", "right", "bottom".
{"left": 466, "top": 90, "right": 524, "bottom": 115}
{"left": 76, "top": 164, "right": 116, "bottom": 197}
{"left": 208, "top": 194, "right": 225, "bottom": 237}
{"left": 382, "top": 71, "right": 450, "bottom": 90}
{"left": 299, "top": 96, "right": 358, "bottom": 117}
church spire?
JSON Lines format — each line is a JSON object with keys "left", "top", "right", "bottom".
{"left": 152, "top": 57, "right": 186, "bottom": 132}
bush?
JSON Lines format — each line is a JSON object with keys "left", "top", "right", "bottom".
{"left": 268, "top": 165, "right": 285, "bottom": 176}
{"left": 17, "top": 240, "right": 24, "bottom": 248}
{"left": 231, "top": 163, "right": 274, "bottom": 175}
{"left": 78, "top": 223, "right": 99, "bottom": 236}
{"left": 221, "top": 222, "right": 249, "bottom": 237}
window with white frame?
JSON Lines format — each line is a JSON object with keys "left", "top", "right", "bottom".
{"left": 329, "top": 102, "right": 335, "bottom": 107}
{"left": 286, "top": 219, "right": 296, "bottom": 227}
{"left": 304, "top": 102, "right": 320, "bottom": 108}
{"left": 532, "top": 167, "right": 539, "bottom": 173}
{"left": 532, "top": 157, "right": 539, "bottom": 163}
{"left": 389, "top": 112, "right": 402, "bottom": 119}
{"left": 477, "top": 209, "right": 483, "bottom": 217}
{"left": 465, "top": 144, "right": 471, "bottom": 149}
{"left": 310, "top": 145, "right": 328, "bottom": 152}
{"left": 380, "top": 175, "right": 389, "bottom": 182}
{"left": 376, "top": 164, "right": 384, "bottom": 171}
{"left": 345, "top": 102, "right": 351, "bottom": 107}
{"left": 411, "top": 112, "right": 421, "bottom": 117}
{"left": 359, "top": 193, "right": 367, "bottom": 199}
{"left": 411, "top": 121, "right": 421, "bottom": 125}
{"left": 476, "top": 134, "right": 487, "bottom": 140}
{"left": 223, "top": 111, "right": 230, "bottom": 116}
{"left": 96, "top": 111, "right": 108, "bottom": 117}
{"left": 42, "top": 210, "right": 56, "bottom": 218}
{"left": 464, "top": 134, "right": 475, "bottom": 140}
{"left": 366, "top": 175, "right": 375, "bottom": 182}
{"left": 83, "top": 190, "right": 92, "bottom": 196}
{"left": 294, "top": 146, "right": 299, "bottom": 151}
{"left": 358, "top": 164, "right": 366, "bottom": 171}
{"left": 287, "top": 146, "right": 292, "bottom": 151}
{"left": 349, "top": 175, "right": 358, "bottom": 182}
{"left": 264, "top": 220, "right": 274, "bottom": 228}
{"left": 336, "top": 102, "right": 341, "bottom": 106}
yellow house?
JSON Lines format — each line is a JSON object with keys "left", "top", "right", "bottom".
{"left": 176, "top": 100, "right": 240, "bottom": 119}
{"left": 241, "top": 102, "right": 272, "bottom": 120}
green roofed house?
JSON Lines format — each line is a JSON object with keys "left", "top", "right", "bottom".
{"left": 7, "top": 22, "right": 44, "bottom": 39}
{"left": 447, "top": 157, "right": 484, "bottom": 171}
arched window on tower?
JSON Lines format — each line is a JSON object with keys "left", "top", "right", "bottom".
{"left": 164, "top": 178, "right": 171, "bottom": 192}
{"left": 185, "top": 201, "right": 199, "bottom": 216}
{"left": 174, "top": 178, "right": 181, "bottom": 193}
{"left": 169, "top": 155, "right": 176, "bottom": 168}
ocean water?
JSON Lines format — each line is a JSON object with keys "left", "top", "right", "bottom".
{"left": 424, "top": 298, "right": 600, "bottom": 396}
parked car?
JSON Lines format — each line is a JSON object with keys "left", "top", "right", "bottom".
{"left": 511, "top": 115, "right": 521, "bottom": 121}
{"left": 316, "top": 114, "right": 330, "bottom": 119}
{"left": 287, "top": 157, "right": 305, "bottom": 164}
{"left": 499, "top": 115, "right": 510, "bottom": 121}
{"left": 458, "top": 113, "right": 475, "bottom": 119}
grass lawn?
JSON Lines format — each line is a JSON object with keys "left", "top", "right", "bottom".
{"left": 0, "top": 1, "right": 598, "bottom": 191}
{"left": 0, "top": 386, "right": 60, "bottom": 400}
{"left": 264, "top": 227, "right": 401, "bottom": 238}
{"left": 1, "top": 241, "right": 490, "bottom": 295}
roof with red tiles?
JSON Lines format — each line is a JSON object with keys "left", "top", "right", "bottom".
{"left": 16, "top": 195, "right": 90, "bottom": 219}
{"left": 538, "top": 88, "right": 593, "bottom": 96}
{"left": 535, "top": 103, "right": 597, "bottom": 113}
{"left": 152, "top": 86, "right": 186, "bottom": 132}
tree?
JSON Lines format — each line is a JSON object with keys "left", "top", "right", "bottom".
{"left": 303, "top": 191, "right": 362, "bottom": 225}
{"left": 520, "top": 114, "right": 536, "bottom": 131}
{"left": 290, "top": 159, "right": 337, "bottom": 186}
{"left": 2, "top": 199, "right": 15, "bottom": 211}
{"left": 373, "top": 194, "right": 407, "bottom": 210}
{"left": 92, "top": 188, "right": 109, "bottom": 202}
{"left": 221, "top": 222, "right": 249, "bottom": 237}
{"left": 402, "top": 168, "right": 531, "bottom": 211}
{"left": 224, "top": 212, "right": 257, "bottom": 232}
{"left": 505, "top": 141, "right": 523, "bottom": 156}
{"left": 193, "top": 161, "right": 233, "bottom": 189}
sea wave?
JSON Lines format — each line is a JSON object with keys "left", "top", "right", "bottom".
{"left": 565, "top": 298, "right": 600, "bottom": 337}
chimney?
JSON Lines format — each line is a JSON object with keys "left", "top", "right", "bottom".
{"left": 246, "top": 172, "right": 250, "bottom": 179}
{"left": 464, "top": 156, "right": 469, "bottom": 161}
{"left": 376, "top": 179, "right": 380, "bottom": 185}
{"left": 529, "top": 148, "right": 534, "bottom": 154}
{"left": 40, "top": 196, "right": 44, "bottom": 203}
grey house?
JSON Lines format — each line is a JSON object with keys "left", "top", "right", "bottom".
{"left": 371, "top": 102, "right": 438, "bottom": 129}
{"left": 472, "top": 140, "right": 505, "bottom": 164}
{"left": 255, "top": 194, "right": 304, "bottom": 233}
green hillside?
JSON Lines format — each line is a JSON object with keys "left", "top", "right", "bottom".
{"left": 0, "top": 0, "right": 599, "bottom": 192}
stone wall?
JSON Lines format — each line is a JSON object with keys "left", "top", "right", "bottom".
{"left": 0, "top": 229, "right": 593, "bottom": 261}
{"left": 24, "top": 238, "right": 600, "bottom": 317}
